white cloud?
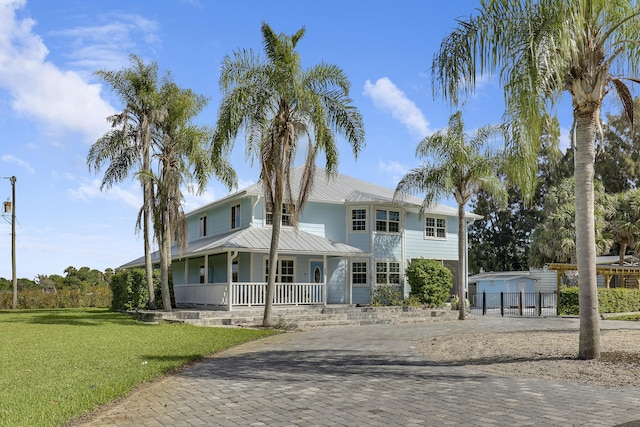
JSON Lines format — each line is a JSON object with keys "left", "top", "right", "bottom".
{"left": 560, "top": 127, "right": 572, "bottom": 152}
{"left": 363, "top": 77, "right": 431, "bottom": 137}
{"left": 378, "top": 159, "right": 409, "bottom": 184}
{"left": 0, "top": 1, "right": 118, "bottom": 143}
{"left": 1, "top": 154, "right": 34, "bottom": 173}
{"left": 68, "top": 178, "right": 141, "bottom": 210}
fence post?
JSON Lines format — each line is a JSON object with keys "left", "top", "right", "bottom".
{"left": 500, "top": 292, "right": 504, "bottom": 317}
{"left": 519, "top": 291, "right": 523, "bottom": 316}
{"left": 482, "top": 291, "right": 487, "bottom": 316}
{"left": 555, "top": 290, "right": 559, "bottom": 316}
{"left": 537, "top": 292, "right": 542, "bottom": 316}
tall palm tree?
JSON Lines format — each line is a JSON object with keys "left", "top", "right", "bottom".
{"left": 151, "top": 81, "right": 236, "bottom": 310}
{"left": 433, "top": 0, "right": 640, "bottom": 359}
{"left": 395, "top": 111, "right": 506, "bottom": 320}
{"left": 213, "top": 22, "right": 365, "bottom": 326}
{"left": 88, "top": 54, "right": 165, "bottom": 309}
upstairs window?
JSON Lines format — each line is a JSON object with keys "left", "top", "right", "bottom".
{"left": 351, "top": 208, "right": 367, "bottom": 232}
{"left": 266, "top": 203, "right": 292, "bottom": 226}
{"left": 199, "top": 215, "right": 207, "bottom": 238}
{"left": 376, "top": 209, "right": 400, "bottom": 233}
{"left": 231, "top": 204, "right": 241, "bottom": 230}
{"left": 425, "top": 217, "right": 447, "bottom": 239}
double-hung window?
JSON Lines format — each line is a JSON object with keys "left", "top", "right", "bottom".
{"left": 376, "top": 209, "right": 400, "bottom": 233}
{"left": 352, "top": 261, "right": 368, "bottom": 285}
{"left": 351, "top": 208, "right": 367, "bottom": 232}
{"left": 265, "top": 259, "right": 294, "bottom": 283}
{"left": 376, "top": 261, "right": 400, "bottom": 284}
{"left": 425, "top": 217, "right": 447, "bottom": 239}
{"left": 266, "top": 203, "right": 292, "bottom": 226}
{"left": 231, "top": 204, "right": 241, "bottom": 230}
{"left": 199, "top": 215, "right": 207, "bottom": 238}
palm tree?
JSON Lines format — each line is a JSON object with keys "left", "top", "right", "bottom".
{"left": 395, "top": 111, "right": 506, "bottom": 320}
{"left": 151, "top": 81, "right": 236, "bottom": 310}
{"left": 88, "top": 54, "right": 165, "bottom": 309}
{"left": 433, "top": 0, "right": 640, "bottom": 359}
{"left": 213, "top": 22, "right": 365, "bottom": 326}
{"left": 529, "top": 178, "right": 611, "bottom": 267}
{"left": 606, "top": 190, "right": 640, "bottom": 267}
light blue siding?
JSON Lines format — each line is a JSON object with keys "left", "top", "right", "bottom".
{"left": 299, "top": 202, "right": 346, "bottom": 242}
{"left": 352, "top": 287, "right": 370, "bottom": 304}
{"left": 404, "top": 211, "right": 458, "bottom": 260}
{"left": 188, "top": 256, "right": 205, "bottom": 283}
{"left": 327, "top": 258, "right": 346, "bottom": 303}
{"left": 374, "top": 234, "right": 402, "bottom": 259}
{"left": 237, "top": 252, "right": 251, "bottom": 282}
{"left": 208, "top": 253, "right": 227, "bottom": 283}
{"left": 348, "top": 233, "right": 371, "bottom": 252}
{"left": 172, "top": 261, "right": 185, "bottom": 285}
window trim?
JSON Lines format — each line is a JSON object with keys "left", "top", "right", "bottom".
{"left": 265, "top": 202, "right": 293, "bottom": 227}
{"left": 375, "top": 208, "right": 400, "bottom": 233}
{"left": 424, "top": 216, "right": 447, "bottom": 240}
{"left": 198, "top": 215, "right": 207, "bottom": 238}
{"left": 350, "top": 207, "right": 368, "bottom": 233}
{"left": 375, "top": 260, "right": 401, "bottom": 285}
{"left": 231, "top": 203, "right": 241, "bottom": 230}
{"left": 264, "top": 257, "right": 295, "bottom": 283}
{"left": 352, "top": 260, "right": 368, "bottom": 287}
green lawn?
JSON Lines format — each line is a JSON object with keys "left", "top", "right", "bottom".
{"left": 0, "top": 308, "right": 278, "bottom": 427}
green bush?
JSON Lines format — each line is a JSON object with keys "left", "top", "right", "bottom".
{"left": 559, "top": 287, "right": 640, "bottom": 315}
{"left": 0, "top": 286, "right": 111, "bottom": 309}
{"left": 371, "top": 283, "right": 404, "bottom": 306}
{"left": 109, "top": 269, "right": 149, "bottom": 311}
{"left": 406, "top": 258, "right": 452, "bottom": 307}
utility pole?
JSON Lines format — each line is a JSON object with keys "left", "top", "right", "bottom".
{"left": 10, "top": 176, "right": 16, "bottom": 310}
{"left": 3, "top": 176, "right": 16, "bottom": 309}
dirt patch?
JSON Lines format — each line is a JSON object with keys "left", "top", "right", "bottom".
{"left": 417, "top": 329, "right": 640, "bottom": 388}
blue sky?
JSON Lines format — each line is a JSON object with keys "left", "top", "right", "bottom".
{"left": 0, "top": 0, "right": 577, "bottom": 279}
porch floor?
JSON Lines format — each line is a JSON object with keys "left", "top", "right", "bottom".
{"left": 132, "top": 304, "right": 459, "bottom": 329}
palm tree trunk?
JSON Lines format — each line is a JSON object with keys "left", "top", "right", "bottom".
{"left": 619, "top": 239, "right": 628, "bottom": 267}
{"left": 263, "top": 195, "right": 282, "bottom": 327}
{"left": 142, "top": 140, "right": 156, "bottom": 310}
{"left": 457, "top": 203, "right": 467, "bottom": 320}
{"left": 160, "top": 206, "right": 172, "bottom": 311}
{"left": 575, "top": 111, "right": 600, "bottom": 360}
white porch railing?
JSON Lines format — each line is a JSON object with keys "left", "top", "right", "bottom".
{"left": 173, "top": 282, "right": 325, "bottom": 308}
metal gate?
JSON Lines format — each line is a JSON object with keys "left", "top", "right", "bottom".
{"left": 470, "top": 291, "right": 557, "bottom": 316}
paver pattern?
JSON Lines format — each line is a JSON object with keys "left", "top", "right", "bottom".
{"left": 75, "top": 317, "right": 640, "bottom": 426}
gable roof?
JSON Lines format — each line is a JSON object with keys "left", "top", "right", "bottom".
{"left": 120, "top": 227, "right": 366, "bottom": 269}
{"left": 190, "top": 166, "right": 481, "bottom": 219}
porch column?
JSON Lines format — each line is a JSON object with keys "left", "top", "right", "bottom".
{"left": 204, "top": 255, "right": 209, "bottom": 285}
{"left": 323, "top": 255, "right": 327, "bottom": 306}
{"left": 347, "top": 257, "right": 352, "bottom": 304}
{"left": 184, "top": 258, "right": 189, "bottom": 284}
{"left": 227, "top": 251, "right": 236, "bottom": 311}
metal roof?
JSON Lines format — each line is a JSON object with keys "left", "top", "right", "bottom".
{"left": 187, "top": 166, "right": 480, "bottom": 219}
{"left": 120, "top": 226, "right": 366, "bottom": 269}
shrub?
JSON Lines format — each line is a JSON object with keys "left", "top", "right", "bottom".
{"left": 559, "top": 287, "right": 640, "bottom": 315}
{"left": 371, "top": 283, "right": 404, "bottom": 306}
{"left": 109, "top": 269, "right": 149, "bottom": 311}
{"left": 405, "top": 258, "right": 452, "bottom": 307}
{"left": 0, "top": 286, "right": 111, "bottom": 309}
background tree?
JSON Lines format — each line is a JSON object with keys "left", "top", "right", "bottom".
{"left": 529, "top": 178, "right": 612, "bottom": 267}
{"left": 433, "top": 0, "right": 640, "bottom": 359}
{"left": 150, "top": 80, "right": 235, "bottom": 310}
{"left": 605, "top": 189, "right": 640, "bottom": 267}
{"left": 88, "top": 54, "right": 165, "bottom": 309}
{"left": 596, "top": 97, "right": 640, "bottom": 192}
{"left": 213, "top": 23, "right": 365, "bottom": 326}
{"left": 395, "top": 111, "right": 506, "bottom": 320}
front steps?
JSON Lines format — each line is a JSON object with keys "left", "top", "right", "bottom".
{"left": 132, "top": 304, "right": 459, "bottom": 330}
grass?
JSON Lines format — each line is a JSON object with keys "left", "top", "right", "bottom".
{"left": 606, "top": 313, "right": 640, "bottom": 321}
{"left": 0, "top": 308, "right": 278, "bottom": 427}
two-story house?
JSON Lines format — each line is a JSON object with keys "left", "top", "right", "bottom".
{"left": 121, "top": 166, "right": 479, "bottom": 309}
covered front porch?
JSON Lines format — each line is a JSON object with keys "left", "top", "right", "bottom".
{"left": 168, "top": 227, "right": 368, "bottom": 310}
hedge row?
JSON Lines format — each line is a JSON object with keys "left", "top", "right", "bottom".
{"left": 0, "top": 286, "right": 112, "bottom": 310}
{"left": 559, "top": 287, "right": 640, "bottom": 315}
